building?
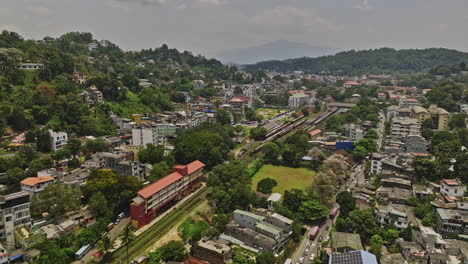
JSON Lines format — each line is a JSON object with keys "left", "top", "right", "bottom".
{"left": 331, "top": 232, "right": 363, "bottom": 253}
{"left": 72, "top": 71, "right": 87, "bottom": 85}
{"left": 132, "top": 127, "right": 163, "bottom": 147}
{"left": 390, "top": 117, "right": 420, "bottom": 138}
{"left": 78, "top": 86, "right": 103, "bottom": 105}
{"left": 376, "top": 205, "right": 410, "bottom": 230}
{"left": 193, "top": 80, "right": 205, "bottom": 90}
{"left": 386, "top": 106, "right": 412, "bottom": 120}
{"left": 328, "top": 250, "right": 378, "bottom": 264}
{"left": 192, "top": 239, "right": 232, "bottom": 264}
{"left": 48, "top": 130, "right": 68, "bottom": 151}
{"left": 343, "top": 81, "right": 360, "bottom": 88}
{"left": 440, "top": 179, "right": 466, "bottom": 197}
{"left": 435, "top": 208, "right": 468, "bottom": 237}
{"left": 20, "top": 176, "right": 54, "bottom": 195}
{"left": 267, "top": 193, "right": 281, "bottom": 211}
{"left": 233, "top": 210, "right": 265, "bottom": 230}
{"left": 266, "top": 213, "right": 293, "bottom": 232}
{"left": 411, "top": 105, "right": 451, "bottom": 131}
{"left": 0, "top": 192, "right": 31, "bottom": 247}
{"left": 17, "top": 63, "right": 44, "bottom": 70}
{"left": 404, "top": 135, "right": 429, "bottom": 154}
{"left": 288, "top": 92, "right": 310, "bottom": 108}
{"left": 130, "top": 160, "right": 205, "bottom": 228}
{"left": 344, "top": 124, "right": 365, "bottom": 141}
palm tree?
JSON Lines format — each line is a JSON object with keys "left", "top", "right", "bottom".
{"left": 96, "top": 236, "right": 114, "bottom": 255}
{"left": 119, "top": 225, "right": 135, "bottom": 264}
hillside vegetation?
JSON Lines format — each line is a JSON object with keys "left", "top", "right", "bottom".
{"left": 246, "top": 47, "right": 468, "bottom": 74}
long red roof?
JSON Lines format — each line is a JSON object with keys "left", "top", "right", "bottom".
{"left": 186, "top": 160, "right": 206, "bottom": 175}
{"left": 137, "top": 172, "right": 183, "bottom": 199}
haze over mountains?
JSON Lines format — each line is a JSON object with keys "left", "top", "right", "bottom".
{"left": 214, "top": 40, "right": 340, "bottom": 65}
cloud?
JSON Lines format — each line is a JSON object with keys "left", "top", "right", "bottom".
{"left": 0, "top": 24, "right": 21, "bottom": 33}
{"left": 115, "top": 0, "right": 167, "bottom": 6}
{"left": 355, "top": 0, "right": 371, "bottom": 11}
{"left": 113, "top": 0, "right": 222, "bottom": 7}
{"left": 26, "top": 6, "right": 50, "bottom": 15}
{"left": 249, "top": 6, "right": 342, "bottom": 35}
{"left": 198, "top": 0, "right": 220, "bottom": 5}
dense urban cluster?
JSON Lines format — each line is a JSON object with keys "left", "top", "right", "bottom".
{"left": 0, "top": 30, "right": 467, "bottom": 264}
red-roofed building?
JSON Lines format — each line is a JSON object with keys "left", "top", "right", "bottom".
{"left": 309, "top": 129, "right": 321, "bottom": 137}
{"left": 130, "top": 160, "right": 206, "bottom": 228}
{"left": 343, "top": 81, "right": 360, "bottom": 88}
{"left": 20, "top": 176, "right": 55, "bottom": 195}
{"left": 440, "top": 179, "right": 466, "bottom": 198}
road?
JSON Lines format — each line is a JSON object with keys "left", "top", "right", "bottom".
{"left": 377, "top": 111, "right": 386, "bottom": 150}
{"left": 290, "top": 163, "right": 364, "bottom": 264}
{"left": 71, "top": 216, "right": 130, "bottom": 264}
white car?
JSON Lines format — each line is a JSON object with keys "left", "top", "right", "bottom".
{"left": 310, "top": 254, "right": 315, "bottom": 261}
{"left": 304, "top": 248, "right": 309, "bottom": 255}
{"left": 299, "top": 257, "right": 304, "bottom": 264}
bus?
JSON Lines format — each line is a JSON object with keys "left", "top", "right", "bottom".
{"left": 329, "top": 207, "right": 339, "bottom": 219}
{"left": 309, "top": 226, "right": 320, "bottom": 240}
{"left": 75, "top": 244, "right": 92, "bottom": 260}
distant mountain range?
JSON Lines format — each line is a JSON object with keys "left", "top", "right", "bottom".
{"left": 245, "top": 47, "right": 468, "bottom": 74}
{"left": 214, "top": 40, "right": 340, "bottom": 64}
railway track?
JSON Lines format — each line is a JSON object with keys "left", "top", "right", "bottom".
{"left": 107, "top": 188, "right": 207, "bottom": 264}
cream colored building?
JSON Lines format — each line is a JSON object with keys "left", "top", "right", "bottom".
{"left": 411, "top": 104, "right": 451, "bottom": 131}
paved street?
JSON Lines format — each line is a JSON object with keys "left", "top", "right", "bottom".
{"left": 71, "top": 216, "right": 130, "bottom": 264}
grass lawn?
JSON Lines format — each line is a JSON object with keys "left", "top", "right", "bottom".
{"left": 252, "top": 165, "right": 316, "bottom": 194}
{"left": 255, "top": 108, "right": 287, "bottom": 120}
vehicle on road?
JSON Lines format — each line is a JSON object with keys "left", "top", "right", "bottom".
{"left": 329, "top": 207, "right": 339, "bottom": 219}
{"left": 310, "top": 254, "right": 315, "bottom": 261}
{"left": 318, "top": 235, "right": 323, "bottom": 242}
{"left": 284, "top": 259, "right": 293, "bottom": 264}
{"left": 304, "top": 248, "right": 309, "bottom": 255}
{"left": 114, "top": 218, "right": 120, "bottom": 225}
{"left": 118, "top": 212, "right": 125, "bottom": 219}
{"left": 309, "top": 226, "right": 320, "bottom": 240}
{"left": 326, "top": 225, "right": 330, "bottom": 230}
{"left": 107, "top": 223, "right": 115, "bottom": 231}
{"left": 75, "top": 244, "right": 92, "bottom": 260}
{"left": 299, "top": 257, "right": 304, "bottom": 264}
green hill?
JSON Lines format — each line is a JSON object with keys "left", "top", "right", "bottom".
{"left": 246, "top": 47, "right": 468, "bottom": 75}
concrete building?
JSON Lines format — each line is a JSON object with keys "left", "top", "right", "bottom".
{"left": 233, "top": 210, "right": 265, "bottom": 230}
{"left": 192, "top": 239, "right": 232, "bottom": 264}
{"left": 440, "top": 179, "right": 466, "bottom": 197}
{"left": 266, "top": 213, "right": 293, "bottom": 232}
{"left": 435, "top": 208, "right": 468, "bottom": 237}
{"left": 288, "top": 92, "right": 310, "bottom": 108}
{"left": 20, "top": 176, "right": 54, "bottom": 195}
{"left": 72, "top": 71, "right": 87, "bottom": 85}
{"left": 193, "top": 80, "right": 205, "bottom": 90}
{"left": 331, "top": 232, "right": 363, "bottom": 253}
{"left": 344, "top": 124, "right": 365, "bottom": 141}
{"left": 17, "top": 63, "right": 44, "bottom": 70}
{"left": 130, "top": 161, "right": 205, "bottom": 228}
{"left": 0, "top": 192, "right": 31, "bottom": 247}
{"left": 132, "top": 127, "right": 163, "bottom": 147}
{"left": 78, "top": 86, "right": 104, "bottom": 105}
{"left": 386, "top": 105, "right": 412, "bottom": 121}
{"left": 376, "top": 205, "right": 410, "bottom": 230}
{"left": 390, "top": 117, "right": 420, "bottom": 138}
{"left": 49, "top": 130, "right": 68, "bottom": 151}
{"left": 404, "top": 135, "right": 429, "bottom": 154}
{"left": 411, "top": 105, "right": 451, "bottom": 131}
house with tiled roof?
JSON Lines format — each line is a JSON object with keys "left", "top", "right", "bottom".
{"left": 20, "top": 176, "right": 54, "bottom": 195}
{"left": 130, "top": 160, "right": 205, "bottom": 228}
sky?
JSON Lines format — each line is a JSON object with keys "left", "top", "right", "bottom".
{"left": 1, "top": 0, "right": 468, "bottom": 57}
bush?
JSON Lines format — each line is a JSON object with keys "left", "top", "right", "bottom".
{"left": 256, "top": 178, "right": 277, "bottom": 194}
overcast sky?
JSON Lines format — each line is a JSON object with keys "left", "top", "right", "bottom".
{"left": 2, "top": 0, "right": 468, "bottom": 56}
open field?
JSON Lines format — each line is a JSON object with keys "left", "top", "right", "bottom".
{"left": 252, "top": 165, "right": 316, "bottom": 194}
{"left": 255, "top": 108, "right": 287, "bottom": 120}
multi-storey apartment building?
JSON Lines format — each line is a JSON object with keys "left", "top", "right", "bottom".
{"left": 390, "top": 117, "right": 420, "bottom": 138}
{"left": 20, "top": 176, "right": 54, "bottom": 195}
{"left": 0, "top": 192, "right": 31, "bottom": 247}
{"left": 130, "top": 160, "right": 205, "bottom": 228}
{"left": 411, "top": 105, "right": 451, "bottom": 131}
{"left": 49, "top": 130, "right": 68, "bottom": 151}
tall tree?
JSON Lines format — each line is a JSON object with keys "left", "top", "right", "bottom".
{"left": 119, "top": 225, "right": 135, "bottom": 264}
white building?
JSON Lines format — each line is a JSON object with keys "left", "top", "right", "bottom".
{"left": 49, "top": 130, "right": 68, "bottom": 151}
{"left": 132, "top": 127, "right": 165, "bottom": 147}
{"left": 376, "top": 205, "right": 409, "bottom": 230}
{"left": 345, "top": 124, "right": 365, "bottom": 141}
{"left": 20, "top": 176, "right": 54, "bottom": 195}
{"left": 193, "top": 80, "right": 205, "bottom": 90}
{"left": 0, "top": 192, "right": 31, "bottom": 247}
{"left": 17, "top": 63, "right": 44, "bottom": 70}
{"left": 440, "top": 179, "right": 466, "bottom": 197}
{"left": 288, "top": 92, "right": 310, "bottom": 108}
{"left": 233, "top": 209, "right": 265, "bottom": 230}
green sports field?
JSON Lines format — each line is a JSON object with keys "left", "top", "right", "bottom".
{"left": 252, "top": 165, "right": 316, "bottom": 194}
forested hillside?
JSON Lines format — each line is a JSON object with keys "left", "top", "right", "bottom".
{"left": 0, "top": 31, "right": 263, "bottom": 137}
{"left": 246, "top": 48, "right": 468, "bottom": 74}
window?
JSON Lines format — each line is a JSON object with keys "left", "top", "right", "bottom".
{"left": 5, "top": 216, "right": 11, "bottom": 222}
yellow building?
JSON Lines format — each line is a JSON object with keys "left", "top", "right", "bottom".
{"left": 411, "top": 104, "right": 451, "bottom": 130}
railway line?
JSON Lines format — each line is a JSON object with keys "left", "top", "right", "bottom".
{"left": 106, "top": 187, "right": 207, "bottom": 264}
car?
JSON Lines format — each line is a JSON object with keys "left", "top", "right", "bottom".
{"left": 310, "top": 254, "right": 315, "bottom": 261}
{"left": 299, "top": 257, "right": 304, "bottom": 264}
{"left": 118, "top": 212, "right": 125, "bottom": 219}
{"left": 318, "top": 236, "right": 323, "bottom": 242}
{"left": 326, "top": 225, "right": 330, "bottom": 230}
{"left": 304, "top": 248, "right": 309, "bottom": 255}
{"left": 114, "top": 219, "right": 120, "bottom": 225}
